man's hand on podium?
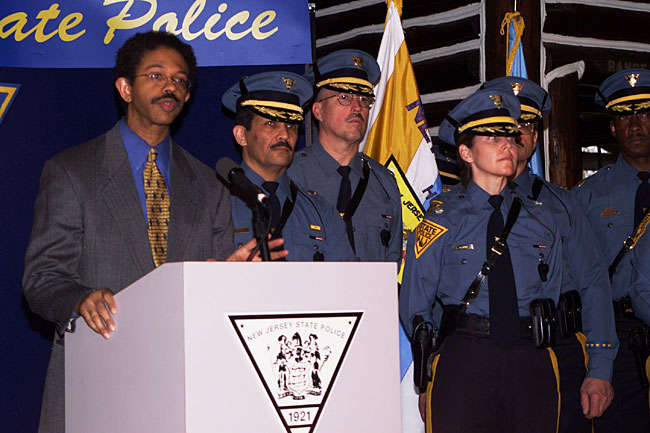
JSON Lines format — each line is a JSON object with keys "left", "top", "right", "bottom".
{"left": 225, "top": 237, "right": 289, "bottom": 261}
{"left": 76, "top": 288, "right": 117, "bottom": 340}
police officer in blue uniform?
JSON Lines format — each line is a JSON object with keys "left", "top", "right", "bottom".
{"left": 288, "top": 49, "right": 402, "bottom": 265}
{"left": 573, "top": 69, "right": 650, "bottom": 432}
{"left": 222, "top": 71, "right": 354, "bottom": 261}
{"left": 401, "top": 89, "right": 573, "bottom": 432}
{"left": 483, "top": 77, "right": 617, "bottom": 431}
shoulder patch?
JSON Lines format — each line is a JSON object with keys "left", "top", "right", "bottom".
{"left": 414, "top": 220, "right": 448, "bottom": 258}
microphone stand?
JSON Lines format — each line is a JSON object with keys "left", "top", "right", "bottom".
{"left": 251, "top": 203, "right": 271, "bottom": 261}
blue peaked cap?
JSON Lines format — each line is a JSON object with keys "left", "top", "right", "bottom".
{"left": 439, "top": 89, "right": 521, "bottom": 146}
{"left": 222, "top": 71, "right": 313, "bottom": 123}
{"left": 596, "top": 68, "right": 650, "bottom": 114}
{"left": 305, "top": 49, "right": 380, "bottom": 97}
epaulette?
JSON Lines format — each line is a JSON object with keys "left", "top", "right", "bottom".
{"left": 577, "top": 163, "right": 615, "bottom": 189}
{"left": 424, "top": 186, "right": 465, "bottom": 216}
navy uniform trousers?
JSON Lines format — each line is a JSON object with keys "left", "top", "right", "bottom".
{"left": 427, "top": 332, "right": 559, "bottom": 433}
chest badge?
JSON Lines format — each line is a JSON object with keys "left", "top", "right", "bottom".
{"left": 414, "top": 220, "right": 448, "bottom": 258}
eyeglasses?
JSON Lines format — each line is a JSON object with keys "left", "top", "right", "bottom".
{"left": 318, "top": 93, "right": 374, "bottom": 108}
{"left": 134, "top": 72, "right": 191, "bottom": 90}
{"left": 517, "top": 122, "right": 537, "bottom": 135}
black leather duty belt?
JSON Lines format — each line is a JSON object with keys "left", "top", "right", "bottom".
{"left": 455, "top": 312, "right": 534, "bottom": 338}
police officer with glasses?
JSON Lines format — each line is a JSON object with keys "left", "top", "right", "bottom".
{"left": 288, "top": 49, "right": 402, "bottom": 265}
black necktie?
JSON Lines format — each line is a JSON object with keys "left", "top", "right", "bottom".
{"left": 635, "top": 172, "right": 650, "bottom": 229}
{"left": 262, "top": 181, "right": 282, "bottom": 235}
{"left": 486, "top": 195, "right": 520, "bottom": 349}
{"left": 336, "top": 166, "right": 356, "bottom": 252}
{"left": 336, "top": 166, "right": 352, "bottom": 215}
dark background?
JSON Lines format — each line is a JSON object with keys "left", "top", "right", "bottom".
{"left": 0, "top": 63, "right": 303, "bottom": 432}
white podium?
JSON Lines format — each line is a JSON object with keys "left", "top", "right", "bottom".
{"left": 65, "top": 262, "right": 400, "bottom": 433}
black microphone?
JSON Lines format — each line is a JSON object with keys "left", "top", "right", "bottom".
{"left": 215, "top": 157, "right": 267, "bottom": 208}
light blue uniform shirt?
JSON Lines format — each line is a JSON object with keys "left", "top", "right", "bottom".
{"left": 119, "top": 118, "right": 170, "bottom": 226}
{"left": 400, "top": 182, "right": 563, "bottom": 346}
{"left": 288, "top": 138, "right": 402, "bottom": 264}
{"left": 572, "top": 156, "right": 650, "bottom": 301}
{"left": 230, "top": 162, "right": 355, "bottom": 262}
{"left": 514, "top": 170, "right": 617, "bottom": 380}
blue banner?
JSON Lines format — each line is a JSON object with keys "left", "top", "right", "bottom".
{"left": 0, "top": 0, "right": 311, "bottom": 68}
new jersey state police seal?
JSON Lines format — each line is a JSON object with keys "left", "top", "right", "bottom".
{"left": 230, "top": 312, "right": 362, "bottom": 433}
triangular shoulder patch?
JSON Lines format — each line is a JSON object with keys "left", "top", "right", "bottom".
{"left": 414, "top": 219, "right": 448, "bottom": 258}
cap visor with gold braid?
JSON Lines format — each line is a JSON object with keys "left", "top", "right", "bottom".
{"left": 438, "top": 89, "right": 522, "bottom": 146}
{"left": 238, "top": 80, "right": 303, "bottom": 123}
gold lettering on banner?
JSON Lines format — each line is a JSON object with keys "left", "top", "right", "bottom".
{"left": 147, "top": 0, "right": 278, "bottom": 43}
{"left": 104, "top": 0, "right": 157, "bottom": 44}
{"left": 0, "top": 4, "right": 85, "bottom": 42}
{"left": 0, "top": 1, "right": 279, "bottom": 46}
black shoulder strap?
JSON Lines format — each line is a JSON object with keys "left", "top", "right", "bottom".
{"left": 531, "top": 176, "right": 544, "bottom": 201}
{"left": 609, "top": 210, "right": 650, "bottom": 280}
{"left": 342, "top": 160, "right": 370, "bottom": 223}
{"left": 461, "top": 197, "right": 523, "bottom": 309}
{"left": 272, "top": 182, "right": 299, "bottom": 239}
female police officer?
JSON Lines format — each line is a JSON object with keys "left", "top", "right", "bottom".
{"left": 400, "top": 89, "right": 564, "bottom": 433}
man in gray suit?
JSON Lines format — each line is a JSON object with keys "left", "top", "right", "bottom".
{"left": 22, "top": 31, "right": 284, "bottom": 433}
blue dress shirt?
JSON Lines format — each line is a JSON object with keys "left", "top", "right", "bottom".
{"left": 119, "top": 118, "right": 171, "bottom": 225}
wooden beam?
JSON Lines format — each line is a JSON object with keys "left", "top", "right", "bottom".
{"left": 548, "top": 72, "right": 582, "bottom": 187}
{"left": 485, "top": 0, "right": 540, "bottom": 82}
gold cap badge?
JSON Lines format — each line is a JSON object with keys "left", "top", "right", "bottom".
{"left": 626, "top": 73, "right": 640, "bottom": 87}
{"left": 490, "top": 95, "right": 503, "bottom": 109}
{"left": 282, "top": 77, "right": 295, "bottom": 91}
{"left": 510, "top": 82, "right": 524, "bottom": 96}
{"left": 351, "top": 56, "right": 363, "bottom": 68}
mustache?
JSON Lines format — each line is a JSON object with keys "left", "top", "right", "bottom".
{"left": 270, "top": 140, "right": 292, "bottom": 150}
{"left": 151, "top": 92, "right": 180, "bottom": 104}
{"left": 346, "top": 113, "right": 364, "bottom": 122}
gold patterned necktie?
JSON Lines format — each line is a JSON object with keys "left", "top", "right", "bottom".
{"left": 144, "top": 148, "right": 170, "bottom": 267}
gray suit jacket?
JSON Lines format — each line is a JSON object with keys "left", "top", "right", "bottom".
{"left": 23, "top": 123, "right": 234, "bottom": 432}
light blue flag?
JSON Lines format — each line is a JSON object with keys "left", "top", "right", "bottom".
{"left": 509, "top": 21, "right": 544, "bottom": 177}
